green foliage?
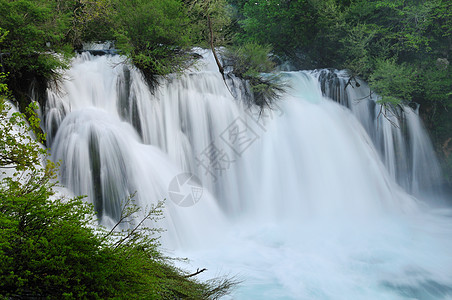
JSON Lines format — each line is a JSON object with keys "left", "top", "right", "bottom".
{"left": 71, "top": 0, "right": 116, "bottom": 47}
{"left": 237, "top": 0, "right": 317, "bottom": 55}
{"left": 342, "top": 0, "right": 444, "bottom": 65}
{"left": 224, "top": 43, "right": 285, "bottom": 107}
{"left": 369, "top": 59, "right": 416, "bottom": 106}
{"left": 187, "top": 0, "right": 234, "bottom": 48}
{"left": 308, "top": 0, "right": 348, "bottom": 66}
{"left": 0, "top": 71, "right": 8, "bottom": 99}
{"left": 431, "top": 0, "right": 452, "bottom": 40}
{"left": 0, "top": 0, "right": 73, "bottom": 73}
{"left": 225, "top": 43, "right": 275, "bottom": 76}
{"left": 422, "top": 66, "right": 452, "bottom": 108}
{"left": 113, "top": 0, "right": 193, "bottom": 86}
{"left": 0, "top": 184, "right": 108, "bottom": 298}
{"left": 0, "top": 101, "right": 46, "bottom": 173}
{"left": 340, "top": 23, "right": 379, "bottom": 77}
{"left": 230, "top": 0, "right": 347, "bottom": 67}
{"left": 0, "top": 176, "right": 234, "bottom": 298}
{"left": 0, "top": 0, "right": 74, "bottom": 109}
{"left": 229, "top": 0, "right": 451, "bottom": 181}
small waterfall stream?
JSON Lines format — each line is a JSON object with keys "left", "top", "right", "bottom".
{"left": 317, "top": 69, "right": 443, "bottom": 198}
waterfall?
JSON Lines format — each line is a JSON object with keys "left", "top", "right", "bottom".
{"left": 316, "top": 69, "right": 443, "bottom": 198}
{"left": 43, "top": 52, "right": 452, "bottom": 299}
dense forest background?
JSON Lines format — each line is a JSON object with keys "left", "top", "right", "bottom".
{"left": 0, "top": 0, "right": 451, "bottom": 298}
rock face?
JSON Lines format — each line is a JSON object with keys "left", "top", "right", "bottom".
{"left": 436, "top": 57, "right": 449, "bottom": 70}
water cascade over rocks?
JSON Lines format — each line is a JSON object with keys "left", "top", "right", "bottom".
{"left": 317, "top": 69, "right": 443, "bottom": 198}
{"left": 43, "top": 51, "right": 452, "bottom": 299}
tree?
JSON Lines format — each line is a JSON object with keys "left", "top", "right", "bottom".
{"left": 187, "top": 0, "right": 233, "bottom": 48}
{"left": 113, "top": 0, "right": 193, "bottom": 87}
{"left": 187, "top": 0, "right": 233, "bottom": 76}
{"left": 237, "top": 0, "right": 318, "bottom": 65}
{"left": 0, "top": 0, "right": 73, "bottom": 109}
{"left": 368, "top": 58, "right": 416, "bottom": 106}
{"left": 70, "top": 0, "right": 116, "bottom": 48}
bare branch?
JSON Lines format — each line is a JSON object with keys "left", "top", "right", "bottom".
{"left": 184, "top": 268, "right": 207, "bottom": 278}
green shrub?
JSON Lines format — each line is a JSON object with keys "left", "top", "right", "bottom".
{"left": 369, "top": 58, "right": 416, "bottom": 106}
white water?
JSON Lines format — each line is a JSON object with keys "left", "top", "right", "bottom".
{"left": 316, "top": 70, "right": 443, "bottom": 199}
{"left": 44, "top": 52, "right": 452, "bottom": 299}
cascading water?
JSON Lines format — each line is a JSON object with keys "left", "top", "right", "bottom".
{"left": 316, "top": 69, "right": 443, "bottom": 198}
{"left": 43, "top": 51, "right": 452, "bottom": 299}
